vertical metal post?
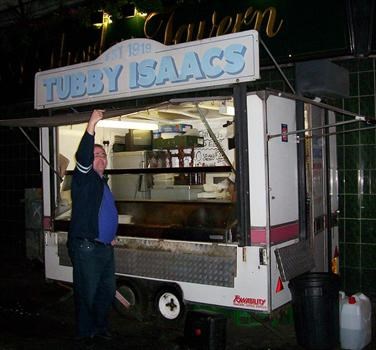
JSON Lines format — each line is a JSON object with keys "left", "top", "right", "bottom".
{"left": 324, "top": 110, "right": 333, "bottom": 272}
{"left": 233, "top": 83, "right": 250, "bottom": 246}
{"left": 296, "top": 101, "right": 307, "bottom": 241}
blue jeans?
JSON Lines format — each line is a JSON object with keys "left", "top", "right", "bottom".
{"left": 68, "top": 238, "right": 116, "bottom": 338}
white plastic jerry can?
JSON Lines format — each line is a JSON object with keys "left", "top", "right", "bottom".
{"left": 339, "top": 291, "right": 372, "bottom": 350}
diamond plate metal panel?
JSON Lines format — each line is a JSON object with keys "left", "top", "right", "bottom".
{"left": 274, "top": 241, "right": 315, "bottom": 281}
{"left": 115, "top": 248, "right": 236, "bottom": 287}
{"left": 57, "top": 234, "right": 237, "bottom": 287}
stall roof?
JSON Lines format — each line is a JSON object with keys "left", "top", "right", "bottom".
{"left": 0, "top": 96, "right": 233, "bottom": 128}
{"left": 0, "top": 102, "right": 169, "bottom": 128}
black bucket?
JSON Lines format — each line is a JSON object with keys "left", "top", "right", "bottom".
{"left": 288, "top": 272, "right": 340, "bottom": 350}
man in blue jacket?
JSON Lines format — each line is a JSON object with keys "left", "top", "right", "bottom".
{"left": 67, "top": 109, "right": 118, "bottom": 349}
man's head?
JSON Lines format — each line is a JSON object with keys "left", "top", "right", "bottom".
{"left": 93, "top": 144, "right": 107, "bottom": 176}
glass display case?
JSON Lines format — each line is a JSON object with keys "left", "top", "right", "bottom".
{"left": 55, "top": 165, "right": 236, "bottom": 244}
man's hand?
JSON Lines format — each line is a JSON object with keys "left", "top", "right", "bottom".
{"left": 87, "top": 109, "right": 105, "bottom": 135}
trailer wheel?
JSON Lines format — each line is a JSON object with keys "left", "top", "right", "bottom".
{"left": 155, "top": 287, "right": 184, "bottom": 321}
{"left": 114, "top": 282, "right": 145, "bottom": 321}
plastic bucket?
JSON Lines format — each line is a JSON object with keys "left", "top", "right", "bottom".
{"left": 288, "top": 272, "right": 340, "bottom": 349}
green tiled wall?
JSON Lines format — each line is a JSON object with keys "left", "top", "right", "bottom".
{"left": 336, "top": 58, "right": 376, "bottom": 297}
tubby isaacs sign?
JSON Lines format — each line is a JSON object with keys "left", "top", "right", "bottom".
{"left": 34, "top": 30, "right": 259, "bottom": 110}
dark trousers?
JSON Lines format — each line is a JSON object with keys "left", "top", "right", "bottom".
{"left": 68, "top": 238, "right": 116, "bottom": 338}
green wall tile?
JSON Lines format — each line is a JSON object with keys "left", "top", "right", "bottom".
{"left": 343, "top": 146, "right": 359, "bottom": 169}
{"left": 336, "top": 113, "right": 345, "bottom": 123}
{"left": 344, "top": 130, "right": 359, "bottom": 145}
{"left": 359, "top": 72, "right": 374, "bottom": 95}
{"left": 339, "top": 220, "right": 345, "bottom": 243}
{"left": 360, "top": 269, "right": 376, "bottom": 296}
{"left": 349, "top": 73, "right": 359, "bottom": 97}
{"left": 359, "top": 124, "right": 376, "bottom": 145}
{"left": 344, "top": 194, "right": 360, "bottom": 218}
{"left": 360, "top": 195, "right": 376, "bottom": 219}
{"left": 344, "top": 170, "right": 358, "bottom": 194}
{"left": 337, "top": 131, "right": 344, "bottom": 147}
{"left": 360, "top": 170, "right": 376, "bottom": 194}
{"left": 360, "top": 96, "right": 375, "bottom": 117}
{"left": 338, "top": 170, "right": 345, "bottom": 194}
{"left": 344, "top": 121, "right": 360, "bottom": 145}
{"left": 360, "top": 145, "right": 376, "bottom": 170}
{"left": 362, "top": 170, "right": 370, "bottom": 194}
{"left": 344, "top": 267, "right": 361, "bottom": 294}
{"left": 344, "top": 97, "right": 359, "bottom": 114}
{"left": 370, "top": 170, "right": 376, "bottom": 194}
{"left": 344, "top": 243, "right": 360, "bottom": 267}
{"left": 361, "top": 245, "right": 376, "bottom": 268}
{"left": 337, "top": 146, "right": 344, "bottom": 170}
{"left": 361, "top": 219, "right": 376, "bottom": 243}
{"left": 358, "top": 58, "right": 374, "bottom": 72}
{"left": 339, "top": 266, "right": 345, "bottom": 287}
{"left": 338, "top": 194, "right": 345, "bottom": 218}
{"left": 344, "top": 219, "right": 360, "bottom": 242}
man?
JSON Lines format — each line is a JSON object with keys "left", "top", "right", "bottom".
{"left": 67, "top": 109, "right": 118, "bottom": 349}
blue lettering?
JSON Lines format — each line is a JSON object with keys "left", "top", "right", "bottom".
{"left": 43, "top": 77, "right": 56, "bottom": 102}
{"left": 177, "top": 52, "right": 204, "bottom": 82}
{"left": 129, "top": 62, "right": 138, "bottom": 89}
{"left": 43, "top": 65, "right": 123, "bottom": 102}
{"left": 56, "top": 75, "right": 71, "bottom": 100}
{"left": 39, "top": 37, "right": 252, "bottom": 104}
{"left": 224, "top": 44, "right": 246, "bottom": 75}
{"left": 70, "top": 73, "right": 86, "bottom": 98}
{"left": 103, "top": 64, "right": 123, "bottom": 92}
{"left": 155, "top": 56, "right": 179, "bottom": 85}
{"left": 137, "top": 59, "right": 157, "bottom": 88}
{"left": 87, "top": 69, "right": 103, "bottom": 95}
{"left": 201, "top": 47, "right": 224, "bottom": 79}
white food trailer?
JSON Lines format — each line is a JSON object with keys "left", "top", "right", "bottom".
{"left": 17, "top": 30, "right": 342, "bottom": 321}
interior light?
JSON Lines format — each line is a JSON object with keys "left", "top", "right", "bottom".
{"left": 219, "top": 102, "right": 235, "bottom": 116}
{"left": 97, "top": 119, "right": 159, "bottom": 130}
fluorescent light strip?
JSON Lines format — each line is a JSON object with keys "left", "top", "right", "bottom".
{"left": 97, "top": 119, "right": 159, "bottom": 130}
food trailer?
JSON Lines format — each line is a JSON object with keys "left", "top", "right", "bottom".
{"left": 30, "top": 30, "right": 339, "bottom": 321}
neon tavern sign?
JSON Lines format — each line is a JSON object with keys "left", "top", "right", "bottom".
{"left": 34, "top": 30, "right": 259, "bottom": 110}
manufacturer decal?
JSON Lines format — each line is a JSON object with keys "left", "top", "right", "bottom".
{"left": 233, "top": 295, "right": 267, "bottom": 309}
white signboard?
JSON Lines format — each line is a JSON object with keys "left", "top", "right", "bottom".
{"left": 35, "top": 30, "right": 259, "bottom": 110}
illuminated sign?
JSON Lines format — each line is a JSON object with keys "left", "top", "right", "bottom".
{"left": 34, "top": 30, "right": 259, "bottom": 110}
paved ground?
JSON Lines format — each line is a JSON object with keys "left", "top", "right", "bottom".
{"left": 0, "top": 258, "right": 374, "bottom": 350}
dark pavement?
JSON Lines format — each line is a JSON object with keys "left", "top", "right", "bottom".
{"left": 0, "top": 258, "right": 374, "bottom": 350}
